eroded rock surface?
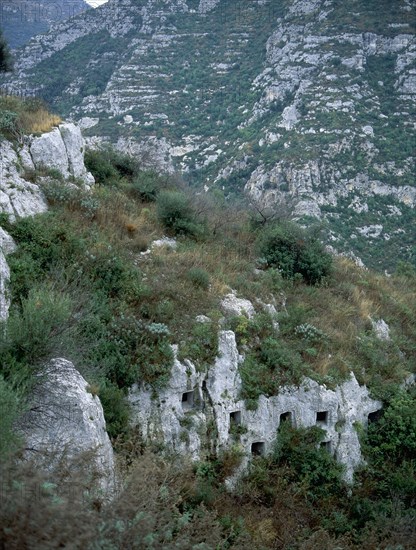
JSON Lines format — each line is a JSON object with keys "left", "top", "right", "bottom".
{"left": 130, "top": 330, "right": 381, "bottom": 483}
{"left": 0, "top": 228, "right": 16, "bottom": 322}
{"left": 17, "top": 358, "right": 116, "bottom": 495}
{"left": 30, "top": 123, "right": 94, "bottom": 185}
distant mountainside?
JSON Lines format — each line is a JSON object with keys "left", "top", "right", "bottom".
{"left": 1, "top": 0, "right": 415, "bottom": 270}
{"left": 1, "top": 0, "right": 90, "bottom": 49}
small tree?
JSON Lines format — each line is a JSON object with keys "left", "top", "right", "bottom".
{"left": 258, "top": 221, "right": 332, "bottom": 284}
{"left": 156, "top": 190, "right": 204, "bottom": 238}
{"left": 0, "top": 29, "right": 13, "bottom": 73}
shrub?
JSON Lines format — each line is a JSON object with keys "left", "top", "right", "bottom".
{"left": 84, "top": 148, "right": 119, "bottom": 185}
{"left": 98, "top": 381, "right": 130, "bottom": 441}
{"left": 0, "top": 109, "right": 21, "bottom": 141}
{"left": 86, "top": 246, "right": 142, "bottom": 299}
{"left": 178, "top": 319, "right": 219, "bottom": 370}
{"left": 91, "top": 315, "right": 174, "bottom": 390}
{"left": 156, "top": 190, "right": 204, "bottom": 237}
{"left": 186, "top": 267, "right": 210, "bottom": 289}
{"left": 84, "top": 148, "right": 141, "bottom": 186}
{"left": 131, "top": 171, "right": 162, "bottom": 202}
{"left": 7, "top": 213, "right": 84, "bottom": 301}
{"left": 0, "top": 376, "right": 22, "bottom": 459}
{"left": 240, "top": 337, "right": 307, "bottom": 405}
{"left": 273, "top": 423, "right": 345, "bottom": 501}
{"left": 0, "top": 286, "right": 73, "bottom": 366}
{"left": 366, "top": 388, "right": 416, "bottom": 465}
{"left": 258, "top": 222, "right": 332, "bottom": 284}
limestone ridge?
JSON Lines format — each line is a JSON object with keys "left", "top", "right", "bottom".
{"left": 2, "top": 0, "right": 415, "bottom": 269}
{"left": 129, "top": 329, "right": 382, "bottom": 484}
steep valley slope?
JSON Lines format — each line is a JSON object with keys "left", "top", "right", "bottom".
{"left": 1, "top": 0, "right": 415, "bottom": 270}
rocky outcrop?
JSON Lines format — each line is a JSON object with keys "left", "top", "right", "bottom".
{"left": 0, "top": 228, "right": 16, "bottom": 322}
{"left": 0, "top": 140, "right": 48, "bottom": 221}
{"left": 221, "top": 292, "right": 256, "bottom": 319}
{"left": 30, "top": 123, "right": 94, "bottom": 185}
{"left": 129, "top": 330, "right": 382, "bottom": 484}
{"left": 17, "top": 358, "right": 116, "bottom": 495}
{"left": 0, "top": 123, "right": 93, "bottom": 322}
{"left": 0, "top": 123, "right": 93, "bottom": 223}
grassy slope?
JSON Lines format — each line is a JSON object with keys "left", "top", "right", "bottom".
{"left": 0, "top": 147, "right": 415, "bottom": 548}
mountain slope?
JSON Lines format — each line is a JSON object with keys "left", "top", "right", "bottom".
{"left": 1, "top": 0, "right": 90, "bottom": 49}
{"left": 1, "top": 0, "right": 415, "bottom": 270}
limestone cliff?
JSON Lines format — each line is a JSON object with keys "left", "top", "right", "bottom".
{"left": 130, "top": 328, "right": 381, "bottom": 484}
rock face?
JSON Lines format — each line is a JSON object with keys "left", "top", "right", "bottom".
{"left": 0, "top": 123, "right": 93, "bottom": 322}
{"left": 17, "top": 358, "right": 116, "bottom": 495}
{"left": 221, "top": 292, "right": 256, "bottom": 319}
{"left": 0, "top": 228, "right": 16, "bottom": 322}
{"left": 2, "top": 0, "right": 90, "bottom": 49}
{"left": 3, "top": 0, "right": 414, "bottom": 269}
{"left": 129, "top": 330, "right": 382, "bottom": 483}
{"left": 0, "top": 140, "right": 48, "bottom": 221}
{"left": 0, "top": 123, "right": 93, "bottom": 222}
{"left": 29, "top": 123, "right": 94, "bottom": 185}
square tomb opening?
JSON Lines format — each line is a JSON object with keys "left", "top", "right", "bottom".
{"left": 320, "top": 441, "right": 331, "bottom": 452}
{"left": 279, "top": 411, "right": 292, "bottom": 427}
{"left": 181, "top": 391, "right": 194, "bottom": 411}
{"left": 316, "top": 410, "right": 328, "bottom": 424}
{"left": 251, "top": 441, "right": 266, "bottom": 456}
{"left": 229, "top": 411, "right": 242, "bottom": 426}
{"left": 368, "top": 410, "right": 382, "bottom": 424}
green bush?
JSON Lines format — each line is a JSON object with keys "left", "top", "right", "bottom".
{"left": 178, "top": 319, "right": 219, "bottom": 370}
{"left": 0, "top": 376, "right": 22, "bottom": 459}
{"left": 84, "top": 148, "right": 119, "bottom": 185}
{"left": 131, "top": 171, "right": 163, "bottom": 202}
{"left": 0, "top": 286, "right": 73, "bottom": 367}
{"left": 359, "top": 387, "right": 416, "bottom": 507}
{"left": 7, "top": 213, "right": 84, "bottom": 301}
{"left": 84, "top": 148, "right": 141, "bottom": 186}
{"left": 186, "top": 267, "right": 210, "bottom": 289}
{"left": 86, "top": 248, "right": 142, "bottom": 300}
{"left": 366, "top": 388, "right": 416, "bottom": 465}
{"left": 240, "top": 336, "right": 307, "bottom": 405}
{"left": 273, "top": 423, "right": 345, "bottom": 501}
{"left": 258, "top": 222, "right": 332, "bottom": 284}
{"left": 89, "top": 315, "right": 174, "bottom": 390}
{"left": 0, "top": 110, "right": 21, "bottom": 141}
{"left": 98, "top": 382, "right": 130, "bottom": 440}
{"left": 156, "top": 190, "right": 204, "bottom": 237}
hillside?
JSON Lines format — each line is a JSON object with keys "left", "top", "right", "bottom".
{"left": 0, "top": 124, "right": 416, "bottom": 547}
{"left": 1, "top": 0, "right": 90, "bottom": 49}
{"left": 1, "top": 0, "right": 415, "bottom": 270}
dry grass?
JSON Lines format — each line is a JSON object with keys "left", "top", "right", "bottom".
{"left": 19, "top": 108, "right": 61, "bottom": 134}
{"left": 40, "top": 171, "right": 416, "bottom": 391}
{"left": 0, "top": 95, "right": 61, "bottom": 137}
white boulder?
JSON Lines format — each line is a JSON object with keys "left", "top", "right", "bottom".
{"left": 17, "top": 358, "right": 116, "bottom": 495}
{"left": 30, "top": 127, "right": 70, "bottom": 177}
{"left": 221, "top": 292, "right": 256, "bottom": 319}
